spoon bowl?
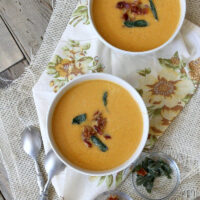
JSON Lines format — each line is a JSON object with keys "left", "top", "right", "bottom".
{"left": 21, "top": 126, "right": 44, "bottom": 194}
{"left": 45, "top": 150, "right": 66, "bottom": 179}
{"left": 22, "top": 126, "right": 42, "bottom": 158}
{"left": 40, "top": 150, "right": 65, "bottom": 200}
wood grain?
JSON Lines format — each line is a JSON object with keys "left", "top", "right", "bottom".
{"left": 0, "top": 1, "right": 53, "bottom": 199}
{"left": 0, "top": 0, "right": 53, "bottom": 62}
{"left": 0, "top": 16, "right": 23, "bottom": 72}
{"left": 0, "top": 59, "right": 28, "bottom": 88}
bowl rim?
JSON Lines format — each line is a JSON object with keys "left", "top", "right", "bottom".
{"left": 132, "top": 152, "right": 181, "bottom": 200}
{"left": 88, "top": 0, "right": 186, "bottom": 55}
{"left": 94, "top": 190, "right": 133, "bottom": 200}
{"left": 46, "top": 73, "right": 149, "bottom": 176}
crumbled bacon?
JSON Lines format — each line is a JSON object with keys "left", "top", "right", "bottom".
{"left": 83, "top": 139, "right": 92, "bottom": 148}
{"left": 94, "top": 125, "right": 103, "bottom": 135}
{"left": 123, "top": 12, "right": 129, "bottom": 21}
{"left": 116, "top": 0, "right": 149, "bottom": 22}
{"left": 116, "top": 1, "right": 126, "bottom": 9}
{"left": 93, "top": 110, "right": 102, "bottom": 120}
{"left": 107, "top": 195, "right": 119, "bottom": 200}
{"left": 142, "top": 7, "right": 149, "bottom": 14}
{"left": 82, "top": 126, "right": 96, "bottom": 147}
{"left": 104, "top": 134, "right": 112, "bottom": 139}
{"left": 81, "top": 111, "right": 111, "bottom": 148}
{"left": 137, "top": 168, "right": 147, "bottom": 176}
{"left": 92, "top": 111, "right": 107, "bottom": 135}
{"left": 82, "top": 125, "right": 96, "bottom": 139}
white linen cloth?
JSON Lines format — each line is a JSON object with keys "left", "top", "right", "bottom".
{"left": 33, "top": 1, "right": 200, "bottom": 199}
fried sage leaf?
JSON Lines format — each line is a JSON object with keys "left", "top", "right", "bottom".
{"left": 149, "top": 0, "right": 158, "bottom": 20}
{"left": 91, "top": 135, "right": 108, "bottom": 152}
{"left": 124, "top": 20, "right": 148, "bottom": 28}
{"left": 72, "top": 113, "right": 87, "bottom": 124}
{"left": 103, "top": 91, "right": 108, "bottom": 107}
{"left": 133, "top": 157, "right": 172, "bottom": 193}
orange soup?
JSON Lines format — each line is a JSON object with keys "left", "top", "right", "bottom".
{"left": 92, "top": 0, "right": 181, "bottom": 52}
{"left": 52, "top": 80, "right": 143, "bottom": 171}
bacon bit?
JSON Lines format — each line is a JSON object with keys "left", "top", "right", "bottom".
{"left": 123, "top": 13, "right": 129, "bottom": 21}
{"left": 107, "top": 195, "right": 119, "bottom": 200}
{"left": 133, "top": 0, "right": 141, "bottom": 6}
{"left": 116, "top": 0, "right": 149, "bottom": 22}
{"left": 83, "top": 139, "right": 92, "bottom": 148}
{"left": 93, "top": 110, "right": 100, "bottom": 117}
{"left": 82, "top": 125, "right": 96, "bottom": 139}
{"left": 142, "top": 7, "right": 149, "bottom": 14}
{"left": 116, "top": 1, "right": 126, "bottom": 9}
{"left": 104, "top": 134, "right": 112, "bottom": 139}
{"left": 124, "top": 3, "right": 131, "bottom": 9}
{"left": 137, "top": 168, "right": 147, "bottom": 176}
{"left": 81, "top": 111, "right": 110, "bottom": 148}
{"left": 92, "top": 111, "right": 107, "bottom": 135}
{"left": 93, "top": 110, "right": 102, "bottom": 121}
{"left": 94, "top": 125, "right": 103, "bottom": 135}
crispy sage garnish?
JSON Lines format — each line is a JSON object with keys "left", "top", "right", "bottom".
{"left": 133, "top": 157, "right": 172, "bottom": 193}
{"left": 103, "top": 91, "right": 108, "bottom": 107}
{"left": 91, "top": 135, "right": 108, "bottom": 152}
{"left": 72, "top": 113, "right": 87, "bottom": 124}
{"left": 149, "top": 0, "right": 158, "bottom": 20}
{"left": 124, "top": 20, "right": 148, "bottom": 28}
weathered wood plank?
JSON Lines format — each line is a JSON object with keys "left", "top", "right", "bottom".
{"left": 0, "top": 0, "right": 53, "bottom": 62}
{"left": 0, "top": 59, "right": 28, "bottom": 88}
{"left": 0, "top": 16, "right": 24, "bottom": 72}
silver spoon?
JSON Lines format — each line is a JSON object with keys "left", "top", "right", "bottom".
{"left": 40, "top": 150, "right": 66, "bottom": 200}
{"left": 22, "top": 126, "right": 44, "bottom": 194}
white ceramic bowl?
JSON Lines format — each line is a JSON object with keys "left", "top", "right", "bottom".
{"left": 88, "top": 0, "right": 186, "bottom": 55}
{"left": 47, "top": 73, "right": 149, "bottom": 176}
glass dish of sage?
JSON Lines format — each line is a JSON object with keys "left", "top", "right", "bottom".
{"left": 132, "top": 152, "right": 180, "bottom": 200}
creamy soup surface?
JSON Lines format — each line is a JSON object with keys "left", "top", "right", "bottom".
{"left": 92, "top": 0, "right": 181, "bottom": 52}
{"left": 52, "top": 80, "right": 143, "bottom": 171}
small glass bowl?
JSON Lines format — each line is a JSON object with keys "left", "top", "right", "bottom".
{"left": 94, "top": 190, "right": 133, "bottom": 200}
{"left": 132, "top": 152, "right": 180, "bottom": 200}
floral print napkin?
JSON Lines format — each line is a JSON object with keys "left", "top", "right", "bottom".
{"left": 33, "top": 1, "right": 200, "bottom": 199}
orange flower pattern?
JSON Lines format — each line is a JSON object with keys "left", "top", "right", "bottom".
{"left": 137, "top": 52, "right": 199, "bottom": 148}
{"left": 46, "top": 40, "right": 104, "bottom": 92}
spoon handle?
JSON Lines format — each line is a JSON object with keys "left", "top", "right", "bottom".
{"left": 39, "top": 193, "right": 48, "bottom": 200}
{"left": 39, "top": 179, "right": 51, "bottom": 200}
{"left": 34, "top": 160, "right": 44, "bottom": 194}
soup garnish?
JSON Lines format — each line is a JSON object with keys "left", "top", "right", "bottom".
{"left": 72, "top": 91, "right": 111, "bottom": 152}
{"left": 72, "top": 113, "right": 87, "bottom": 124}
{"left": 107, "top": 195, "right": 119, "bottom": 200}
{"left": 74, "top": 110, "right": 109, "bottom": 152}
{"left": 102, "top": 91, "right": 108, "bottom": 107}
{"left": 149, "top": 0, "right": 158, "bottom": 20}
{"left": 91, "top": 135, "right": 108, "bottom": 152}
{"left": 124, "top": 20, "right": 148, "bottom": 28}
{"left": 116, "top": 0, "right": 158, "bottom": 28}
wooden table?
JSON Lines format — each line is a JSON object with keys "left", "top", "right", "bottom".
{"left": 0, "top": 1, "right": 54, "bottom": 199}
{"left": 0, "top": 0, "right": 199, "bottom": 199}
